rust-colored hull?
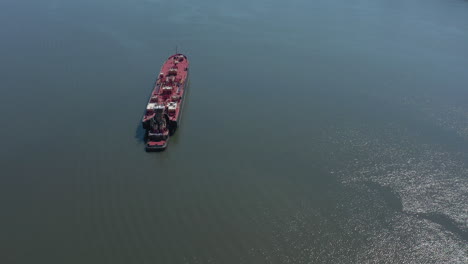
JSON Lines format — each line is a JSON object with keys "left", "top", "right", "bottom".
{"left": 142, "top": 54, "right": 189, "bottom": 151}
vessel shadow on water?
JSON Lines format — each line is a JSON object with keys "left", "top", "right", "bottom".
{"left": 141, "top": 54, "right": 189, "bottom": 151}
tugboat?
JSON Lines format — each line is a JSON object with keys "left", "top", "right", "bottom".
{"left": 142, "top": 54, "right": 189, "bottom": 151}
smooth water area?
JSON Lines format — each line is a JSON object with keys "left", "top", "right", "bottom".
{"left": 1, "top": 0, "right": 467, "bottom": 263}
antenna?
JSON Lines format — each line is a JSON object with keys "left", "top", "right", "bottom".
{"left": 175, "top": 45, "right": 178, "bottom": 54}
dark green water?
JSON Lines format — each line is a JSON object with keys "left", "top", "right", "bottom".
{"left": 1, "top": 0, "right": 467, "bottom": 263}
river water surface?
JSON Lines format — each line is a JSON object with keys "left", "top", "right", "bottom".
{"left": 1, "top": 0, "right": 467, "bottom": 263}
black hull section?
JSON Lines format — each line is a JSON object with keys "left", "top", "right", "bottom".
{"left": 168, "top": 121, "right": 178, "bottom": 136}
{"left": 142, "top": 119, "right": 150, "bottom": 130}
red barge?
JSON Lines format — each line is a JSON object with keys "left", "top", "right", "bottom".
{"left": 142, "top": 54, "right": 189, "bottom": 151}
